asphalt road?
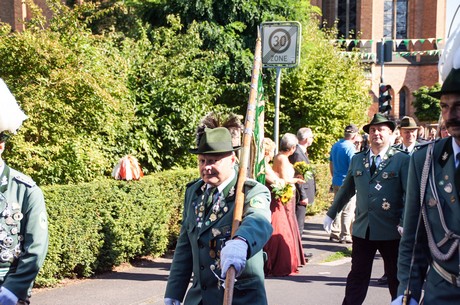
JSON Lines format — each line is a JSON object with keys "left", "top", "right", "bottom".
{"left": 31, "top": 213, "right": 391, "bottom": 305}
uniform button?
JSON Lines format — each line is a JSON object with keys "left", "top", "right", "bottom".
{"left": 200, "top": 265, "right": 204, "bottom": 270}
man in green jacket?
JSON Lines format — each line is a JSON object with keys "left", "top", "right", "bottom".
{"left": 164, "top": 127, "right": 273, "bottom": 305}
{"left": 323, "top": 114, "right": 410, "bottom": 305}
{"left": 0, "top": 78, "right": 49, "bottom": 305}
{"left": 392, "top": 27, "right": 460, "bottom": 305}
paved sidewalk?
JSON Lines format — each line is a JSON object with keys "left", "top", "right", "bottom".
{"left": 31, "top": 213, "right": 391, "bottom": 305}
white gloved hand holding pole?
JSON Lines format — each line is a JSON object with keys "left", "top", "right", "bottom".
{"left": 220, "top": 238, "right": 248, "bottom": 278}
{"left": 323, "top": 215, "right": 334, "bottom": 234}
{"left": 164, "top": 297, "right": 181, "bottom": 305}
{"left": 390, "top": 295, "right": 418, "bottom": 305}
{"left": 0, "top": 287, "right": 18, "bottom": 305}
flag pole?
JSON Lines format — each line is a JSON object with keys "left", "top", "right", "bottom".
{"left": 223, "top": 27, "right": 263, "bottom": 305}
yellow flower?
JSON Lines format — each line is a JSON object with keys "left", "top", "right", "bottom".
{"left": 293, "top": 161, "right": 315, "bottom": 180}
{"left": 271, "top": 180, "right": 294, "bottom": 205}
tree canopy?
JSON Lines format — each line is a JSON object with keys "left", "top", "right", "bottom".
{"left": 0, "top": 0, "right": 372, "bottom": 184}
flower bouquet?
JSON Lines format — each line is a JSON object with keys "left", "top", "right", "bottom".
{"left": 270, "top": 179, "right": 294, "bottom": 205}
{"left": 293, "top": 161, "right": 315, "bottom": 180}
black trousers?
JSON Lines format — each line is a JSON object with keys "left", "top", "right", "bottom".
{"left": 342, "top": 236, "right": 400, "bottom": 305}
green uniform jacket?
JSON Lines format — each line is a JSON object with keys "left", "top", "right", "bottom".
{"left": 0, "top": 165, "right": 49, "bottom": 300}
{"left": 397, "top": 138, "right": 460, "bottom": 304}
{"left": 165, "top": 174, "right": 273, "bottom": 305}
{"left": 327, "top": 147, "right": 409, "bottom": 240}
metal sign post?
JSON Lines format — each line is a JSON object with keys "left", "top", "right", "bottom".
{"left": 261, "top": 21, "right": 301, "bottom": 152}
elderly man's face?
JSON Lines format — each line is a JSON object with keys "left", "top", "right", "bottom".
{"left": 440, "top": 93, "right": 460, "bottom": 141}
{"left": 198, "top": 152, "right": 236, "bottom": 186}
{"left": 401, "top": 128, "right": 418, "bottom": 146}
{"left": 369, "top": 124, "right": 392, "bottom": 148}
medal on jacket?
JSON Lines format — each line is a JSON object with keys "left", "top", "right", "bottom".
{"left": 375, "top": 180, "right": 382, "bottom": 191}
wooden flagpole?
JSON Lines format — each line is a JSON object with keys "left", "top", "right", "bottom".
{"left": 223, "top": 28, "right": 263, "bottom": 305}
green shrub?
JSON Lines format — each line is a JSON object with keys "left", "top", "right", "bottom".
{"left": 35, "top": 168, "right": 198, "bottom": 287}
{"left": 35, "top": 164, "right": 331, "bottom": 287}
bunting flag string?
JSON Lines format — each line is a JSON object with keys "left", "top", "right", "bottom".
{"left": 339, "top": 49, "right": 442, "bottom": 59}
{"left": 332, "top": 38, "right": 443, "bottom": 48}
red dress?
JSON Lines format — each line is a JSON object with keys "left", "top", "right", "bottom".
{"left": 264, "top": 194, "right": 300, "bottom": 276}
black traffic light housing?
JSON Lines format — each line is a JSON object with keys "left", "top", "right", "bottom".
{"left": 377, "top": 41, "right": 393, "bottom": 64}
{"left": 379, "top": 84, "right": 392, "bottom": 114}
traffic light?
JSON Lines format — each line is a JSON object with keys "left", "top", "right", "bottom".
{"left": 379, "top": 84, "right": 392, "bottom": 114}
{"left": 376, "top": 41, "right": 393, "bottom": 64}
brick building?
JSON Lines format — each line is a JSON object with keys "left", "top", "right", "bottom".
{"left": 311, "top": 0, "right": 449, "bottom": 122}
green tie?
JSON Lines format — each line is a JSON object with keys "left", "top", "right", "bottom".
{"left": 370, "top": 155, "right": 377, "bottom": 175}
{"left": 205, "top": 187, "right": 217, "bottom": 213}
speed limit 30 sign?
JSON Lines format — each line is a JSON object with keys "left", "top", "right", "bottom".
{"left": 261, "top": 22, "right": 301, "bottom": 67}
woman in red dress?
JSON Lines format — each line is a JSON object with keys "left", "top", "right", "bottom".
{"left": 263, "top": 135, "right": 305, "bottom": 276}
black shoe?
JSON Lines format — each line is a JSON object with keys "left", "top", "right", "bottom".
{"left": 377, "top": 274, "right": 388, "bottom": 285}
{"left": 329, "top": 236, "right": 340, "bottom": 242}
{"left": 304, "top": 252, "right": 313, "bottom": 258}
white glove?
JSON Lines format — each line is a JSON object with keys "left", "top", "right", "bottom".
{"left": 390, "top": 295, "right": 418, "bottom": 305}
{"left": 164, "top": 297, "right": 181, "bottom": 305}
{"left": 323, "top": 215, "right": 334, "bottom": 234}
{"left": 397, "top": 225, "right": 404, "bottom": 236}
{"left": 220, "top": 238, "right": 248, "bottom": 278}
{"left": 0, "top": 287, "right": 18, "bottom": 305}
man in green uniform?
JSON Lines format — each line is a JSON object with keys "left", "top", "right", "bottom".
{"left": 323, "top": 114, "right": 410, "bottom": 305}
{"left": 393, "top": 27, "right": 460, "bottom": 305}
{"left": 0, "top": 79, "right": 49, "bottom": 305}
{"left": 164, "top": 127, "right": 273, "bottom": 305}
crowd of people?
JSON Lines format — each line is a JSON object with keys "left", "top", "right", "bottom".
{"left": 162, "top": 24, "right": 460, "bottom": 305}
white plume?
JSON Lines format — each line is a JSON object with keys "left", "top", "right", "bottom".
{"left": 0, "top": 78, "right": 27, "bottom": 133}
{"left": 439, "top": 22, "right": 460, "bottom": 81}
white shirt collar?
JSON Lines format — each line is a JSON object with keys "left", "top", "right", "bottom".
{"left": 452, "top": 138, "right": 460, "bottom": 167}
{"left": 369, "top": 146, "right": 390, "bottom": 161}
{"left": 402, "top": 143, "right": 416, "bottom": 153}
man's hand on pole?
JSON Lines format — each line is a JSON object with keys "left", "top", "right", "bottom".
{"left": 220, "top": 238, "right": 248, "bottom": 278}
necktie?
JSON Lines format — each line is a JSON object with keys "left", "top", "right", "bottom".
{"left": 205, "top": 187, "right": 217, "bottom": 213}
{"left": 370, "top": 155, "right": 377, "bottom": 175}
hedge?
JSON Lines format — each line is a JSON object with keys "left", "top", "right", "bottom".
{"left": 34, "top": 164, "right": 332, "bottom": 287}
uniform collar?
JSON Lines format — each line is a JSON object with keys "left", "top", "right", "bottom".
{"left": 369, "top": 146, "right": 390, "bottom": 161}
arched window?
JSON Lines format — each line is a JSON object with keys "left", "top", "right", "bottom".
{"left": 384, "top": 0, "right": 408, "bottom": 50}
{"left": 399, "top": 89, "right": 407, "bottom": 117}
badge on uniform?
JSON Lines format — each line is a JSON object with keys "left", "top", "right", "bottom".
{"left": 381, "top": 199, "right": 390, "bottom": 210}
{"left": 249, "top": 197, "right": 264, "bottom": 208}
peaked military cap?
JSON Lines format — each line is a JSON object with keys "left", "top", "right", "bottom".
{"left": 190, "top": 127, "right": 241, "bottom": 154}
{"left": 363, "top": 113, "right": 396, "bottom": 134}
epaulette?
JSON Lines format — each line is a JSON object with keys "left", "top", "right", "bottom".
{"left": 13, "top": 174, "right": 36, "bottom": 187}
{"left": 244, "top": 178, "right": 258, "bottom": 187}
{"left": 186, "top": 177, "right": 201, "bottom": 187}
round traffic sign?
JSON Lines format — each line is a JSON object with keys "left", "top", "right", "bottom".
{"left": 268, "top": 29, "right": 291, "bottom": 53}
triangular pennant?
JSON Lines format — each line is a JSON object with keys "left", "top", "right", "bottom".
{"left": 403, "top": 39, "right": 410, "bottom": 46}
{"left": 419, "top": 39, "right": 425, "bottom": 44}
{"left": 411, "top": 39, "right": 418, "bottom": 45}
{"left": 394, "top": 39, "right": 403, "bottom": 47}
